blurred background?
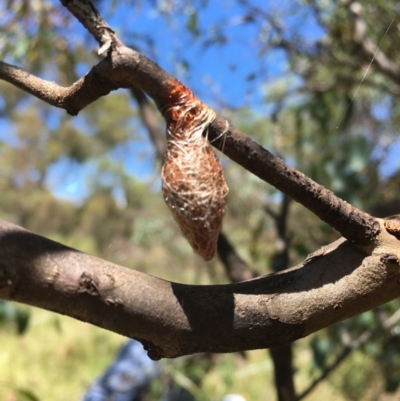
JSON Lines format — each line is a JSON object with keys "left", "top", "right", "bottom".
{"left": 1, "top": 0, "right": 400, "bottom": 400}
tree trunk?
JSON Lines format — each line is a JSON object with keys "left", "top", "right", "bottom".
{"left": 268, "top": 195, "right": 296, "bottom": 401}
{"left": 269, "top": 345, "right": 296, "bottom": 401}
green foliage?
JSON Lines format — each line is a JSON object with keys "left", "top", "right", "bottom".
{"left": 15, "top": 388, "right": 41, "bottom": 401}
{"left": 310, "top": 334, "right": 336, "bottom": 371}
{"left": 335, "top": 351, "right": 374, "bottom": 401}
{"left": 380, "top": 335, "right": 400, "bottom": 393}
{"left": 0, "top": 308, "right": 126, "bottom": 401}
{"left": 0, "top": 301, "right": 31, "bottom": 335}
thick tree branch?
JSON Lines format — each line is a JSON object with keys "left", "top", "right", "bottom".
{"left": 0, "top": 0, "right": 380, "bottom": 247}
{"left": 1, "top": 219, "right": 399, "bottom": 360}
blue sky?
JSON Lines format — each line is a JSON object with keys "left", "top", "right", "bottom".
{"left": 102, "top": 1, "right": 323, "bottom": 106}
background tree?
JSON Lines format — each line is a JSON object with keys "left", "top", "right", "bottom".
{"left": 1, "top": 1, "right": 400, "bottom": 401}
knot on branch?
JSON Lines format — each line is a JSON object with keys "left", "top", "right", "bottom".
{"left": 161, "top": 80, "right": 228, "bottom": 260}
{"left": 78, "top": 272, "right": 99, "bottom": 296}
{"left": 140, "top": 339, "right": 164, "bottom": 360}
{"left": 384, "top": 218, "right": 400, "bottom": 240}
{"left": 380, "top": 253, "right": 399, "bottom": 266}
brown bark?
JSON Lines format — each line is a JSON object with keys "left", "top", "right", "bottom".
{"left": 1, "top": 218, "right": 400, "bottom": 359}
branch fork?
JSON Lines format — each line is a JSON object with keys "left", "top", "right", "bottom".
{"left": 0, "top": 0, "right": 397, "bottom": 359}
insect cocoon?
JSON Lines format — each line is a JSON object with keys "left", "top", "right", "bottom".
{"left": 161, "top": 82, "right": 228, "bottom": 261}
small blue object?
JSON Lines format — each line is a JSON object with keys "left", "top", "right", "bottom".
{"left": 82, "top": 339, "right": 160, "bottom": 401}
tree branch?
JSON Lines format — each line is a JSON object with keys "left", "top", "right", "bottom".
{"left": 60, "top": 0, "right": 123, "bottom": 55}
{"left": 1, "top": 218, "right": 399, "bottom": 360}
{"left": 207, "top": 118, "right": 379, "bottom": 246}
{"left": 267, "top": 191, "right": 296, "bottom": 401}
{"left": 0, "top": 0, "right": 381, "bottom": 247}
{"left": 0, "top": 60, "right": 116, "bottom": 115}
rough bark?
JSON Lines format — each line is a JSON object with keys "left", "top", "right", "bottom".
{"left": 1, "top": 218, "right": 400, "bottom": 359}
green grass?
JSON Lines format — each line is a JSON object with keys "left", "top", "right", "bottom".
{"left": 0, "top": 305, "right": 343, "bottom": 401}
{"left": 0, "top": 306, "right": 125, "bottom": 401}
{"left": 1, "top": 304, "right": 392, "bottom": 401}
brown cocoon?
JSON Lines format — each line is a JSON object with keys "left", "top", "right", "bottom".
{"left": 161, "top": 81, "right": 228, "bottom": 261}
